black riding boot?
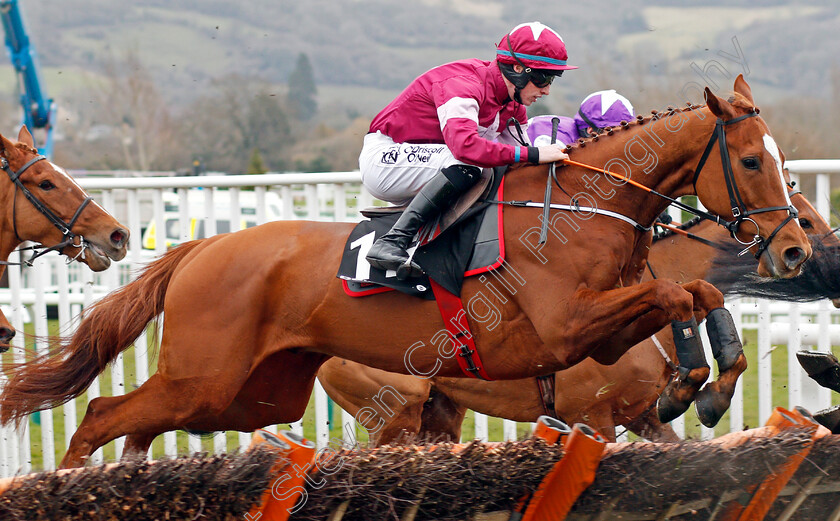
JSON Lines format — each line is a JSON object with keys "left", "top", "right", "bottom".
{"left": 366, "top": 164, "right": 481, "bottom": 279}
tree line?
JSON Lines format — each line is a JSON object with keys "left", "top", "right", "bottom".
{"left": 42, "top": 50, "right": 326, "bottom": 175}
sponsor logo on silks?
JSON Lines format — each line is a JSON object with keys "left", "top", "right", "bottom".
{"left": 381, "top": 146, "right": 400, "bottom": 165}
{"left": 681, "top": 327, "right": 695, "bottom": 339}
{"left": 403, "top": 145, "right": 445, "bottom": 164}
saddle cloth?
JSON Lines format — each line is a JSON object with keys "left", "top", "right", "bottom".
{"left": 337, "top": 168, "right": 506, "bottom": 298}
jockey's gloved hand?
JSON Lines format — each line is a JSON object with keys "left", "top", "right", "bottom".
{"left": 537, "top": 144, "right": 569, "bottom": 164}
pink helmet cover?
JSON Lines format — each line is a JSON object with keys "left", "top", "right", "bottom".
{"left": 496, "top": 22, "right": 578, "bottom": 72}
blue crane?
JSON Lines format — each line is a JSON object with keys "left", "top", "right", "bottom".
{"left": 0, "top": 0, "right": 55, "bottom": 158}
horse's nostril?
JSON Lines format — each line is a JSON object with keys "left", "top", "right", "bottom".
{"left": 111, "top": 229, "right": 128, "bottom": 247}
{"left": 0, "top": 327, "right": 15, "bottom": 342}
{"left": 784, "top": 247, "right": 806, "bottom": 269}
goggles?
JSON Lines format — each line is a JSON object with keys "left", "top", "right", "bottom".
{"left": 529, "top": 69, "right": 561, "bottom": 88}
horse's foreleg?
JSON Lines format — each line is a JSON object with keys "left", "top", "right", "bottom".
{"left": 561, "top": 279, "right": 698, "bottom": 367}
{"left": 694, "top": 306, "right": 747, "bottom": 428}
{"left": 625, "top": 405, "right": 681, "bottom": 443}
{"left": 648, "top": 279, "right": 729, "bottom": 424}
{"left": 123, "top": 433, "right": 156, "bottom": 459}
{"left": 561, "top": 280, "right": 724, "bottom": 425}
{"left": 419, "top": 389, "right": 467, "bottom": 443}
{"left": 653, "top": 327, "right": 708, "bottom": 424}
{"left": 569, "top": 402, "right": 617, "bottom": 442}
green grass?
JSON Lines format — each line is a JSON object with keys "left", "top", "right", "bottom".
{"left": 6, "top": 318, "right": 840, "bottom": 470}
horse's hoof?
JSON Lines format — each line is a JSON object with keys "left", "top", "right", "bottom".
{"left": 656, "top": 391, "right": 692, "bottom": 424}
{"left": 796, "top": 351, "right": 840, "bottom": 393}
{"left": 694, "top": 386, "right": 731, "bottom": 428}
{"left": 814, "top": 405, "right": 840, "bottom": 434}
{"left": 0, "top": 344, "right": 8, "bottom": 354}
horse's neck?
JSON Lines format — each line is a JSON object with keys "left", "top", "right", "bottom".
{"left": 0, "top": 194, "right": 19, "bottom": 254}
{"left": 0, "top": 206, "right": 22, "bottom": 266}
{"left": 567, "top": 109, "right": 713, "bottom": 229}
{"left": 0, "top": 229, "right": 18, "bottom": 259}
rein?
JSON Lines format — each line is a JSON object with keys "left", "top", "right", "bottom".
{"left": 653, "top": 187, "right": 801, "bottom": 254}
{"left": 653, "top": 221, "right": 729, "bottom": 250}
{"left": 0, "top": 154, "right": 93, "bottom": 267}
{"left": 502, "top": 109, "right": 796, "bottom": 259}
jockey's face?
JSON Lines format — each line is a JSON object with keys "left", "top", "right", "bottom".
{"left": 508, "top": 64, "right": 552, "bottom": 106}
{"left": 520, "top": 81, "right": 551, "bottom": 106}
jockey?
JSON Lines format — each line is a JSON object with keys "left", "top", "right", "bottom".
{"left": 361, "top": 21, "right": 577, "bottom": 279}
{"left": 574, "top": 89, "right": 635, "bottom": 137}
{"left": 527, "top": 89, "right": 636, "bottom": 147}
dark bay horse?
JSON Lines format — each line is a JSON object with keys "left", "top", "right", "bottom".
{"left": 318, "top": 191, "right": 839, "bottom": 444}
{"left": 0, "top": 77, "right": 812, "bottom": 468}
{"left": 0, "top": 127, "right": 129, "bottom": 350}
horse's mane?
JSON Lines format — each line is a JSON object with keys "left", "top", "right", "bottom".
{"left": 562, "top": 103, "right": 707, "bottom": 154}
{"left": 12, "top": 142, "right": 37, "bottom": 155}
{"left": 562, "top": 91, "right": 754, "bottom": 155}
{"left": 708, "top": 234, "right": 840, "bottom": 301}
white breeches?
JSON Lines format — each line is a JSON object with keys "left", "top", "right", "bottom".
{"left": 359, "top": 131, "right": 467, "bottom": 206}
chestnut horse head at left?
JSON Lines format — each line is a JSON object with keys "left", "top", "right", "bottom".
{"left": 0, "top": 126, "right": 129, "bottom": 350}
{"left": 0, "top": 76, "right": 813, "bottom": 468}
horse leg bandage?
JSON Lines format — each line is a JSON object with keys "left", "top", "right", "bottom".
{"left": 705, "top": 307, "right": 744, "bottom": 372}
{"left": 671, "top": 317, "right": 709, "bottom": 379}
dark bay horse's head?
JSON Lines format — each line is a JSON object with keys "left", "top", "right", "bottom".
{"left": 695, "top": 75, "right": 810, "bottom": 279}
{"left": 790, "top": 192, "right": 840, "bottom": 307}
{"left": 0, "top": 127, "right": 129, "bottom": 271}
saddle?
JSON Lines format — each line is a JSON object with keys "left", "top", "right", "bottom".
{"left": 338, "top": 167, "right": 506, "bottom": 298}
{"left": 360, "top": 166, "right": 494, "bottom": 228}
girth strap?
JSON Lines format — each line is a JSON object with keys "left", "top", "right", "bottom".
{"left": 535, "top": 373, "right": 559, "bottom": 419}
{"left": 429, "top": 278, "right": 493, "bottom": 380}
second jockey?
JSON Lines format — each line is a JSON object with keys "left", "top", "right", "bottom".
{"left": 527, "top": 89, "right": 636, "bottom": 147}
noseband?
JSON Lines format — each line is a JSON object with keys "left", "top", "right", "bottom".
{"left": 691, "top": 111, "right": 798, "bottom": 259}
{"left": 0, "top": 154, "right": 93, "bottom": 266}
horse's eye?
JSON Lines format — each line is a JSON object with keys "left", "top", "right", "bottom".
{"left": 799, "top": 218, "right": 812, "bottom": 229}
{"left": 38, "top": 180, "right": 55, "bottom": 191}
{"left": 741, "top": 157, "right": 760, "bottom": 170}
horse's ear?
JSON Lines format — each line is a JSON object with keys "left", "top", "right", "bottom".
{"left": 705, "top": 87, "right": 737, "bottom": 120}
{"left": 733, "top": 74, "right": 754, "bottom": 105}
{"left": 0, "top": 133, "right": 12, "bottom": 156}
{"left": 17, "top": 126, "right": 34, "bottom": 148}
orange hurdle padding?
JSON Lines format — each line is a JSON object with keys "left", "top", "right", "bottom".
{"left": 248, "top": 429, "right": 317, "bottom": 521}
{"left": 521, "top": 423, "right": 607, "bottom": 521}
{"left": 718, "top": 407, "right": 816, "bottom": 521}
{"left": 792, "top": 405, "right": 833, "bottom": 438}
{"left": 734, "top": 407, "right": 825, "bottom": 521}
{"left": 532, "top": 415, "right": 572, "bottom": 446}
{"left": 510, "top": 416, "right": 573, "bottom": 519}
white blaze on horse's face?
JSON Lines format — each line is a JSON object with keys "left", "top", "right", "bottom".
{"left": 762, "top": 134, "right": 793, "bottom": 207}
{"left": 48, "top": 161, "right": 107, "bottom": 213}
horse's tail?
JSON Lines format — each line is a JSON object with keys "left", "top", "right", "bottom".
{"left": 0, "top": 239, "right": 205, "bottom": 425}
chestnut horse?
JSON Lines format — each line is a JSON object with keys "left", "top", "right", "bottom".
{"left": 0, "top": 77, "right": 812, "bottom": 468}
{"left": 319, "top": 191, "right": 839, "bottom": 444}
{"left": 0, "top": 127, "right": 129, "bottom": 351}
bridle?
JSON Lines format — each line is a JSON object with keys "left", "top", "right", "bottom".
{"left": 0, "top": 151, "right": 93, "bottom": 266}
{"left": 496, "top": 107, "right": 799, "bottom": 261}
{"left": 691, "top": 110, "right": 798, "bottom": 259}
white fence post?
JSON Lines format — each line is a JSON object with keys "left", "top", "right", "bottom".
{"left": 757, "top": 300, "right": 772, "bottom": 426}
